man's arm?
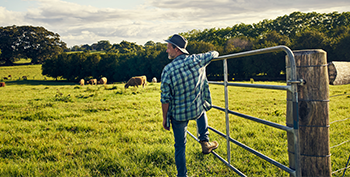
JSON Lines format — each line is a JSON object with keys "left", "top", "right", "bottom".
{"left": 162, "top": 103, "right": 170, "bottom": 131}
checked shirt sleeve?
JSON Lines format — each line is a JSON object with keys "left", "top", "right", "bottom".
{"left": 160, "top": 65, "right": 172, "bottom": 104}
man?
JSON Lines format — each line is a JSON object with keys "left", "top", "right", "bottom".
{"left": 160, "top": 34, "right": 219, "bottom": 177}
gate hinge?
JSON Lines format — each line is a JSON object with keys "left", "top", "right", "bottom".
{"left": 287, "top": 79, "right": 305, "bottom": 86}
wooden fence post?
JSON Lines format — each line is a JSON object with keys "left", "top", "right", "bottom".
{"left": 286, "top": 49, "right": 331, "bottom": 176}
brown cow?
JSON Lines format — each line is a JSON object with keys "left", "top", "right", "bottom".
{"left": 87, "top": 79, "right": 97, "bottom": 85}
{"left": 98, "top": 77, "right": 107, "bottom": 85}
{"left": 0, "top": 82, "right": 5, "bottom": 87}
{"left": 135, "top": 75, "right": 147, "bottom": 86}
{"left": 124, "top": 76, "right": 146, "bottom": 88}
{"left": 79, "top": 79, "right": 85, "bottom": 86}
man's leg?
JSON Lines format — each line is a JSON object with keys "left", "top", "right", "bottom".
{"left": 196, "top": 112, "right": 209, "bottom": 142}
{"left": 171, "top": 118, "right": 189, "bottom": 177}
{"left": 196, "top": 112, "right": 219, "bottom": 154}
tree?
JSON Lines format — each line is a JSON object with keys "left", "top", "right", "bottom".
{"left": 187, "top": 40, "right": 216, "bottom": 54}
{"left": 96, "top": 40, "right": 112, "bottom": 51}
{"left": 112, "top": 41, "right": 144, "bottom": 54}
{"left": 81, "top": 44, "right": 92, "bottom": 51}
{"left": 42, "top": 53, "right": 68, "bottom": 80}
{"left": 144, "top": 41, "right": 155, "bottom": 48}
{"left": 335, "top": 33, "right": 350, "bottom": 61}
{"left": 71, "top": 45, "right": 80, "bottom": 51}
{"left": 292, "top": 30, "right": 329, "bottom": 50}
{"left": 0, "top": 25, "right": 66, "bottom": 65}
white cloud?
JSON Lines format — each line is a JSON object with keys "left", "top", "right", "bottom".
{"left": 0, "top": 7, "right": 26, "bottom": 25}
{"left": 1, "top": 0, "right": 350, "bottom": 47}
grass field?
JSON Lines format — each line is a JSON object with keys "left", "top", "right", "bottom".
{"left": 0, "top": 65, "right": 349, "bottom": 176}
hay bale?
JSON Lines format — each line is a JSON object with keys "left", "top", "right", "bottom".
{"left": 328, "top": 61, "right": 350, "bottom": 85}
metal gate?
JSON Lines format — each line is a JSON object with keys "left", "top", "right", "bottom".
{"left": 187, "top": 45, "right": 301, "bottom": 177}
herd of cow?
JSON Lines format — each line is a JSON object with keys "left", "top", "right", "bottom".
{"left": 0, "top": 75, "right": 158, "bottom": 88}
{"left": 78, "top": 76, "right": 158, "bottom": 88}
{"left": 78, "top": 77, "right": 107, "bottom": 86}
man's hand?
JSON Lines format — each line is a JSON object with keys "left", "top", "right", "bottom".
{"left": 163, "top": 118, "right": 170, "bottom": 131}
{"left": 162, "top": 103, "right": 170, "bottom": 131}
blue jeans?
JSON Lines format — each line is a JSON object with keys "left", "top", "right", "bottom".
{"left": 170, "top": 112, "right": 209, "bottom": 177}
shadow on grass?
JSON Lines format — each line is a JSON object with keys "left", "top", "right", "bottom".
{"left": 4, "top": 80, "right": 77, "bottom": 86}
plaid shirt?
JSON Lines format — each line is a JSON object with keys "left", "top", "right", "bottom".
{"left": 160, "top": 51, "right": 219, "bottom": 126}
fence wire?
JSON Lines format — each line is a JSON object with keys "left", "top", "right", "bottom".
{"left": 330, "top": 117, "right": 350, "bottom": 124}
{"left": 331, "top": 154, "right": 350, "bottom": 177}
{"left": 330, "top": 93, "right": 350, "bottom": 98}
{"left": 330, "top": 117, "right": 349, "bottom": 149}
{"left": 331, "top": 140, "right": 350, "bottom": 149}
{"left": 329, "top": 92, "right": 350, "bottom": 176}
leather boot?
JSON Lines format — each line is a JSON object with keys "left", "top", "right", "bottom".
{"left": 200, "top": 140, "right": 218, "bottom": 154}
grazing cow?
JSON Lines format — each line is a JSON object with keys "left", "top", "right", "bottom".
{"left": 0, "top": 82, "right": 5, "bottom": 87}
{"left": 136, "top": 75, "right": 147, "bottom": 86}
{"left": 152, "top": 77, "right": 157, "bottom": 83}
{"left": 22, "top": 76, "right": 27, "bottom": 80}
{"left": 125, "top": 76, "right": 146, "bottom": 88}
{"left": 79, "top": 79, "right": 85, "bottom": 86}
{"left": 87, "top": 79, "right": 97, "bottom": 85}
{"left": 98, "top": 77, "right": 107, "bottom": 85}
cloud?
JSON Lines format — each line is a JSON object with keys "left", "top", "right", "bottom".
{"left": 0, "top": 7, "right": 26, "bottom": 26}
{"left": 1, "top": 0, "right": 350, "bottom": 47}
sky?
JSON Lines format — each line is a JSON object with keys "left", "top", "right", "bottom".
{"left": 1, "top": 0, "right": 350, "bottom": 48}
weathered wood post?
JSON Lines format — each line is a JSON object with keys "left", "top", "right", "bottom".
{"left": 286, "top": 49, "right": 331, "bottom": 176}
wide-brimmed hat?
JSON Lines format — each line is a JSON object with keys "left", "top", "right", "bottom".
{"left": 165, "top": 34, "right": 189, "bottom": 54}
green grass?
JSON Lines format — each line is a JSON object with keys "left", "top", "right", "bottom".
{"left": 0, "top": 65, "right": 349, "bottom": 176}
{"left": 0, "top": 64, "right": 60, "bottom": 81}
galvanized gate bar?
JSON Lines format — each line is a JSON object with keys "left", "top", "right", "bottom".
{"left": 208, "top": 81, "right": 292, "bottom": 92}
{"left": 212, "top": 105, "right": 294, "bottom": 133}
{"left": 211, "top": 45, "right": 294, "bottom": 62}
{"left": 208, "top": 126, "right": 296, "bottom": 176}
{"left": 223, "top": 59, "right": 231, "bottom": 164}
{"left": 186, "top": 130, "right": 247, "bottom": 177}
{"left": 187, "top": 45, "right": 300, "bottom": 176}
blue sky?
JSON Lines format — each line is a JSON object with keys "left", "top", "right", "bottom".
{"left": 1, "top": 0, "right": 350, "bottom": 47}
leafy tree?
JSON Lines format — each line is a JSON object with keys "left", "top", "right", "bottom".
{"left": 144, "top": 41, "right": 156, "bottom": 48}
{"left": 96, "top": 40, "right": 112, "bottom": 51}
{"left": 0, "top": 25, "right": 66, "bottom": 65}
{"left": 224, "top": 37, "right": 253, "bottom": 54}
{"left": 42, "top": 53, "right": 68, "bottom": 80}
{"left": 292, "top": 30, "right": 329, "bottom": 50}
{"left": 334, "top": 33, "right": 350, "bottom": 61}
{"left": 81, "top": 44, "right": 92, "bottom": 51}
{"left": 0, "top": 26, "right": 22, "bottom": 65}
{"left": 187, "top": 40, "right": 216, "bottom": 54}
{"left": 0, "top": 26, "right": 66, "bottom": 65}
{"left": 71, "top": 45, "right": 80, "bottom": 51}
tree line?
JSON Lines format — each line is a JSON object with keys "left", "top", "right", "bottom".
{"left": 2, "top": 11, "right": 350, "bottom": 81}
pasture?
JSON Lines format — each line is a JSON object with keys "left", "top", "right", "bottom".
{"left": 0, "top": 65, "right": 349, "bottom": 176}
